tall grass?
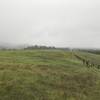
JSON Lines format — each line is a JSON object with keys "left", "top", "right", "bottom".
{"left": 0, "top": 50, "right": 99, "bottom": 100}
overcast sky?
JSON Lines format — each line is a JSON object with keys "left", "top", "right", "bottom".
{"left": 0, "top": 0, "right": 100, "bottom": 48}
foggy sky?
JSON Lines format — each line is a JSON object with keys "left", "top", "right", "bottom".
{"left": 0, "top": 0, "right": 100, "bottom": 48}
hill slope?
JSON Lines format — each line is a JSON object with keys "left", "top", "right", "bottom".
{"left": 0, "top": 50, "right": 99, "bottom": 100}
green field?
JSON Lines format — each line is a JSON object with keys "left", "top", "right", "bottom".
{"left": 0, "top": 49, "right": 100, "bottom": 100}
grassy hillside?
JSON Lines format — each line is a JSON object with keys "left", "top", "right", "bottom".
{"left": 0, "top": 50, "right": 100, "bottom": 100}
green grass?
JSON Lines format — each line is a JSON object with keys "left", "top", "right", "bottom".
{"left": 0, "top": 49, "right": 99, "bottom": 100}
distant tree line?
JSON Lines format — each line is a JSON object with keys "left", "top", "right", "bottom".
{"left": 73, "top": 48, "right": 100, "bottom": 55}
{"left": 24, "top": 45, "right": 56, "bottom": 50}
{"left": 24, "top": 45, "right": 70, "bottom": 50}
{"left": 84, "top": 49, "right": 100, "bottom": 55}
{"left": 81, "top": 49, "right": 100, "bottom": 55}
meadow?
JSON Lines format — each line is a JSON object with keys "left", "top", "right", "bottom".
{"left": 0, "top": 49, "right": 100, "bottom": 100}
